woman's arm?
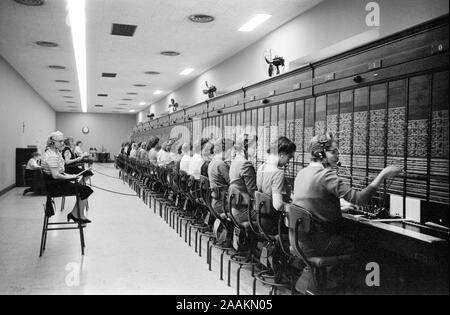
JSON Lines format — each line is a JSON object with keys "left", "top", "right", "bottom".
{"left": 64, "top": 150, "right": 83, "bottom": 165}
{"left": 49, "top": 167, "right": 78, "bottom": 180}
{"left": 322, "top": 165, "right": 402, "bottom": 205}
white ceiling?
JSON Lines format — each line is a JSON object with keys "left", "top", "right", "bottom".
{"left": 0, "top": 0, "right": 321, "bottom": 114}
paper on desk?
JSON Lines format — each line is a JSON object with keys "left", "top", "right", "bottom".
{"left": 405, "top": 197, "right": 421, "bottom": 222}
{"left": 389, "top": 194, "right": 403, "bottom": 217}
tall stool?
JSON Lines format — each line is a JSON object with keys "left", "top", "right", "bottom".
{"left": 39, "top": 171, "right": 87, "bottom": 256}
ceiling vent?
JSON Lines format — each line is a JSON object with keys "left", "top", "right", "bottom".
{"left": 188, "top": 14, "right": 215, "bottom": 23}
{"left": 94, "top": 104, "right": 104, "bottom": 107}
{"left": 97, "top": 94, "right": 108, "bottom": 97}
{"left": 63, "top": 96, "right": 73, "bottom": 98}
{"left": 102, "top": 72, "right": 117, "bottom": 78}
{"left": 55, "top": 80, "right": 69, "bottom": 83}
{"left": 118, "top": 103, "right": 128, "bottom": 105}
{"left": 133, "top": 84, "right": 146, "bottom": 87}
{"left": 160, "top": 51, "right": 180, "bottom": 56}
{"left": 122, "top": 98, "right": 133, "bottom": 101}
{"left": 111, "top": 23, "right": 137, "bottom": 37}
{"left": 48, "top": 65, "right": 66, "bottom": 69}
{"left": 36, "top": 41, "right": 58, "bottom": 47}
{"left": 144, "top": 71, "right": 160, "bottom": 75}
{"left": 65, "top": 101, "right": 75, "bottom": 103}
{"left": 59, "top": 89, "right": 72, "bottom": 92}
{"left": 14, "top": 0, "right": 45, "bottom": 6}
{"left": 126, "top": 92, "right": 138, "bottom": 95}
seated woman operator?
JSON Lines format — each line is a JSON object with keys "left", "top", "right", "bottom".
{"left": 256, "top": 136, "right": 296, "bottom": 234}
{"left": 62, "top": 137, "right": 93, "bottom": 179}
{"left": 42, "top": 131, "right": 93, "bottom": 223}
{"left": 292, "top": 132, "right": 402, "bottom": 258}
{"left": 229, "top": 134, "right": 258, "bottom": 225}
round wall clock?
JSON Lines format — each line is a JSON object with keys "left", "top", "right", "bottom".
{"left": 82, "top": 126, "right": 90, "bottom": 134}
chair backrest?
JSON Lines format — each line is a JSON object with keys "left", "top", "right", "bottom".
{"left": 285, "top": 203, "right": 314, "bottom": 266}
{"left": 254, "top": 191, "right": 275, "bottom": 240}
{"left": 228, "top": 186, "right": 252, "bottom": 229}
{"left": 198, "top": 175, "right": 211, "bottom": 206}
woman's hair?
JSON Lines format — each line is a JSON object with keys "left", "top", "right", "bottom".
{"left": 177, "top": 144, "right": 183, "bottom": 155}
{"left": 267, "top": 136, "right": 296, "bottom": 155}
{"left": 150, "top": 137, "right": 160, "bottom": 148}
{"left": 213, "top": 138, "right": 233, "bottom": 155}
{"left": 234, "top": 134, "right": 257, "bottom": 153}
{"left": 308, "top": 132, "right": 335, "bottom": 161}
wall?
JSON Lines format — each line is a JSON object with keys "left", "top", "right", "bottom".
{"left": 56, "top": 113, "right": 136, "bottom": 156}
{"left": 139, "top": 0, "right": 449, "bottom": 121}
{"left": 0, "top": 55, "right": 56, "bottom": 191}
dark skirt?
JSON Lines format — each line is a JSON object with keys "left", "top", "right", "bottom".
{"left": 45, "top": 175, "right": 93, "bottom": 200}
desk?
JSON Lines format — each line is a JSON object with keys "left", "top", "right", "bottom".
{"left": 97, "top": 152, "right": 110, "bottom": 163}
{"left": 342, "top": 213, "right": 449, "bottom": 266}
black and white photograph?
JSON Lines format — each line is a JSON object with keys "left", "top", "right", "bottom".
{"left": 0, "top": 0, "right": 448, "bottom": 297}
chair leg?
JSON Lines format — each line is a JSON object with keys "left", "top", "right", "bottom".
{"left": 61, "top": 196, "right": 65, "bottom": 212}
{"left": 39, "top": 215, "right": 48, "bottom": 257}
{"left": 228, "top": 259, "right": 231, "bottom": 286}
{"left": 253, "top": 277, "right": 257, "bottom": 295}
{"left": 220, "top": 250, "right": 226, "bottom": 280}
{"left": 236, "top": 264, "right": 242, "bottom": 295}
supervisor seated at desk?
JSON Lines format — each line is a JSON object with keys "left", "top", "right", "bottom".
{"left": 23, "top": 152, "right": 43, "bottom": 195}
{"left": 292, "top": 132, "right": 402, "bottom": 258}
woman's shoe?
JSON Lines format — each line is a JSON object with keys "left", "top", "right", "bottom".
{"left": 67, "top": 213, "right": 81, "bottom": 223}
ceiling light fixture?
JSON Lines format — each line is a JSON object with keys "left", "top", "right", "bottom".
{"left": 35, "top": 41, "right": 58, "bottom": 47}
{"left": 160, "top": 51, "right": 180, "bottom": 56}
{"left": 180, "top": 68, "right": 194, "bottom": 75}
{"left": 238, "top": 14, "right": 272, "bottom": 32}
{"left": 67, "top": 0, "right": 87, "bottom": 113}
{"left": 14, "top": 0, "right": 45, "bottom": 6}
{"left": 48, "top": 65, "right": 66, "bottom": 69}
{"left": 153, "top": 90, "right": 163, "bottom": 95}
{"left": 129, "top": 109, "right": 136, "bottom": 113}
{"left": 188, "top": 14, "right": 215, "bottom": 23}
{"left": 139, "top": 102, "right": 146, "bottom": 106}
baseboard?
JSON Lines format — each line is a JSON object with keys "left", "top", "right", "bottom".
{"left": 0, "top": 184, "right": 15, "bottom": 197}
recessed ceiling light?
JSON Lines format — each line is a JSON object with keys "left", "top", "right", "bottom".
{"left": 133, "top": 84, "right": 146, "bottom": 87}
{"left": 55, "top": 80, "right": 70, "bottom": 83}
{"left": 180, "top": 68, "right": 194, "bottom": 75}
{"left": 139, "top": 102, "right": 146, "bottom": 106}
{"left": 238, "top": 14, "right": 272, "bottom": 32}
{"left": 111, "top": 23, "right": 137, "bottom": 37}
{"left": 160, "top": 51, "right": 180, "bottom": 56}
{"left": 48, "top": 65, "right": 66, "bottom": 69}
{"left": 144, "top": 71, "right": 160, "bottom": 75}
{"left": 102, "top": 72, "right": 117, "bottom": 78}
{"left": 153, "top": 90, "right": 163, "bottom": 95}
{"left": 129, "top": 109, "right": 136, "bottom": 113}
{"left": 188, "top": 14, "right": 215, "bottom": 23}
{"left": 59, "top": 89, "right": 72, "bottom": 92}
{"left": 36, "top": 41, "right": 58, "bottom": 47}
{"left": 14, "top": 0, "right": 45, "bottom": 6}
